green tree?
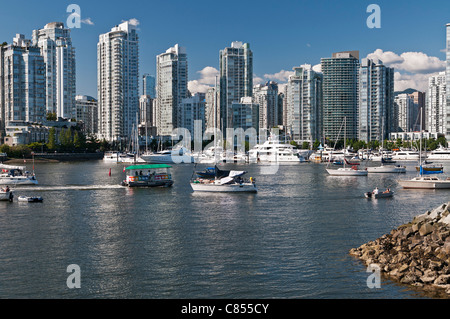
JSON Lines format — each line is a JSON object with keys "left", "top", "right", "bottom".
{"left": 47, "top": 127, "right": 57, "bottom": 151}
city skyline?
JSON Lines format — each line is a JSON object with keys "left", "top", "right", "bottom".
{"left": 1, "top": 0, "right": 449, "bottom": 98}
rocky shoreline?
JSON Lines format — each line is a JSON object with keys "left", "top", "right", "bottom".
{"left": 350, "top": 202, "right": 450, "bottom": 296}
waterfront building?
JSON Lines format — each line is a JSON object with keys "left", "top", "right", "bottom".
{"left": 219, "top": 42, "right": 253, "bottom": 132}
{"left": 358, "top": 58, "right": 395, "bottom": 143}
{"left": 231, "top": 97, "right": 259, "bottom": 132}
{"left": 0, "top": 34, "right": 46, "bottom": 131}
{"left": 277, "top": 91, "right": 284, "bottom": 127}
{"left": 142, "top": 74, "right": 156, "bottom": 98}
{"left": 178, "top": 93, "right": 206, "bottom": 136}
{"left": 32, "top": 22, "right": 76, "bottom": 119}
{"left": 205, "top": 86, "right": 218, "bottom": 130}
{"left": 97, "top": 21, "right": 140, "bottom": 143}
{"left": 253, "top": 81, "right": 278, "bottom": 131}
{"left": 426, "top": 72, "right": 446, "bottom": 134}
{"left": 75, "top": 95, "right": 98, "bottom": 134}
{"left": 395, "top": 93, "right": 415, "bottom": 132}
{"left": 156, "top": 44, "right": 188, "bottom": 136}
{"left": 286, "top": 65, "right": 323, "bottom": 145}
{"left": 321, "top": 51, "right": 360, "bottom": 141}
{"left": 410, "top": 91, "right": 425, "bottom": 131}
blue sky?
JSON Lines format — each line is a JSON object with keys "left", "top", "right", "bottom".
{"left": 1, "top": 0, "right": 449, "bottom": 97}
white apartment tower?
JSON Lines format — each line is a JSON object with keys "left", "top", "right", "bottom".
{"left": 358, "top": 58, "right": 395, "bottom": 143}
{"left": 219, "top": 42, "right": 253, "bottom": 132}
{"left": 156, "top": 44, "right": 188, "bottom": 136}
{"left": 395, "top": 93, "right": 414, "bottom": 132}
{"left": 427, "top": 72, "right": 446, "bottom": 134}
{"left": 0, "top": 34, "right": 46, "bottom": 128}
{"left": 286, "top": 65, "right": 323, "bottom": 145}
{"left": 32, "top": 22, "right": 76, "bottom": 119}
{"left": 253, "top": 81, "right": 278, "bottom": 131}
{"left": 97, "top": 21, "right": 139, "bottom": 142}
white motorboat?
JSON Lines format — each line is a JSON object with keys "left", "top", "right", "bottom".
{"left": 103, "top": 152, "right": 145, "bottom": 163}
{"left": 391, "top": 150, "right": 420, "bottom": 161}
{"left": 190, "top": 171, "right": 257, "bottom": 193}
{"left": 140, "top": 147, "right": 194, "bottom": 164}
{"left": 426, "top": 145, "right": 450, "bottom": 161}
{"left": 248, "top": 137, "right": 305, "bottom": 163}
{"left": 18, "top": 196, "right": 43, "bottom": 202}
{"left": 327, "top": 167, "right": 368, "bottom": 176}
{"left": 0, "top": 186, "right": 13, "bottom": 202}
{"left": 367, "top": 165, "right": 406, "bottom": 173}
{"left": 0, "top": 164, "right": 38, "bottom": 185}
{"left": 310, "top": 146, "right": 344, "bottom": 163}
{"left": 398, "top": 176, "right": 450, "bottom": 189}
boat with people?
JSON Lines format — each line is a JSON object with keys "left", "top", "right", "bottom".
{"left": 0, "top": 164, "right": 38, "bottom": 185}
{"left": 190, "top": 170, "right": 257, "bottom": 193}
{"left": 248, "top": 137, "right": 306, "bottom": 163}
{"left": 365, "top": 188, "right": 394, "bottom": 199}
{"left": 121, "top": 164, "right": 174, "bottom": 187}
{"left": 0, "top": 186, "right": 13, "bottom": 202}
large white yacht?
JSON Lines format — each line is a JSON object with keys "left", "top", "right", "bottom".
{"left": 426, "top": 145, "right": 450, "bottom": 161}
{"left": 391, "top": 150, "right": 420, "bottom": 161}
{"left": 248, "top": 138, "right": 305, "bottom": 163}
{"left": 140, "top": 147, "right": 194, "bottom": 164}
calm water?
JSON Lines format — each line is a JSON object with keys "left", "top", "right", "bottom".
{"left": 0, "top": 159, "right": 449, "bottom": 299}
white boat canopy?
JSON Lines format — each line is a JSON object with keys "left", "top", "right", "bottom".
{"left": 228, "top": 171, "right": 246, "bottom": 177}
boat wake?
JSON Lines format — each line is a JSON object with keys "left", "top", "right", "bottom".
{"left": 12, "top": 185, "right": 124, "bottom": 191}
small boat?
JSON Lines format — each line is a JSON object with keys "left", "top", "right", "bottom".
{"left": 327, "top": 166, "right": 368, "bottom": 176}
{"left": 18, "top": 196, "right": 43, "bottom": 203}
{"left": 121, "top": 164, "right": 174, "bottom": 187}
{"left": 415, "top": 164, "right": 443, "bottom": 174}
{"left": 365, "top": 190, "right": 394, "bottom": 199}
{"left": 344, "top": 158, "right": 360, "bottom": 166}
{"left": 367, "top": 165, "right": 406, "bottom": 174}
{"left": 0, "top": 164, "right": 38, "bottom": 185}
{"left": 140, "top": 147, "right": 194, "bottom": 164}
{"left": 191, "top": 171, "right": 257, "bottom": 193}
{"left": 0, "top": 187, "right": 13, "bottom": 202}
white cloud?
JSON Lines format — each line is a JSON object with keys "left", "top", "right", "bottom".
{"left": 126, "top": 18, "right": 140, "bottom": 26}
{"left": 367, "top": 49, "right": 446, "bottom": 92}
{"left": 188, "top": 66, "right": 219, "bottom": 94}
{"left": 312, "top": 64, "right": 322, "bottom": 73}
{"left": 253, "top": 75, "right": 265, "bottom": 85}
{"left": 366, "top": 49, "right": 445, "bottom": 74}
{"left": 81, "top": 17, "right": 94, "bottom": 25}
{"left": 263, "top": 70, "right": 294, "bottom": 83}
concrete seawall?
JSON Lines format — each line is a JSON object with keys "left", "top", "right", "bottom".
{"left": 350, "top": 202, "right": 450, "bottom": 296}
{"left": 4, "top": 152, "right": 104, "bottom": 163}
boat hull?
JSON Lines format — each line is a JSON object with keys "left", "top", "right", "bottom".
{"left": 398, "top": 179, "right": 450, "bottom": 189}
{"left": 141, "top": 155, "right": 194, "bottom": 164}
{"left": 190, "top": 182, "right": 257, "bottom": 193}
{"left": 0, "top": 191, "right": 13, "bottom": 201}
{"left": 122, "top": 180, "right": 173, "bottom": 188}
{"left": 0, "top": 177, "right": 38, "bottom": 185}
{"left": 365, "top": 192, "right": 394, "bottom": 199}
{"left": 367, "top": 166, "right": 406, "bottom": 173}
{"left": 326, "top": 168, "right": 368, "bottom": 176}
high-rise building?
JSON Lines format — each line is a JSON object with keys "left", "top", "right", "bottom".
{"left": 395, "top": 93, "right": 414, "bottom": 132}
{"left": 156, "top": 44, "right": 188, "bottom": 136}
{"left": 286, "top": 65, "right": 323, "bottom": 144}
{"left": 358, "top": 58, "right": 395, "bottom": 142}
{"left": 253, "top": 81, "right": 278, "bottom": 131}
{"left": 178, "top": 93, "right": 206, "bottom": 136}
{"left": 321, "top": 51, "right": 360, "bottom": 141}
{"left": 0, "top": 34, "right": 46, "bottom": 129}
{"left": 446, "top": 23, "right": 450, "bottom": 140}
{"left": 142, "top": 74, "right": 156, "bottom": 98}
{"left": 231, "top": 97, "right": 259, "bottom": 132}
{"left": 426, "top": 72, "right": 446, "bottom": 134}
{"left": 219, "top": 42, "right": 253, "bottom": 132}
{"left": 32, "top": 22, "right": 76, "bottom": 119}
{"left": 75, "top": 95, "right": 98, "bottom": 134}
{"left": 97, "top": 21, "right": 139, "bottom": 142}
{"left": 410, "top": 91, "right": 425, "bottom": 131}
{"left": 205, "top": 86, "right": 218, "bottom": 130}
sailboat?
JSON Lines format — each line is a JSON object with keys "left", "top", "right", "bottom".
{"left": 398, "top": 121, "right": 450, "bottom": 189}
{"left": 326, "top": 117, "right": 368, "bottom": 176}
{"left": 367, "top": 121, "right": 406, "bottom": 173}
{"left": 190, "top": 76, "right": 257, "bottom": 193}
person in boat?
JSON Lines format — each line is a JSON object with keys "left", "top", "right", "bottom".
{"left": 373, "top": 187, "right": 379, "bottom": 195}
{"left": 383, "top": 188, "right": 390, "bottom": 194}
{"left": 5, "top": 186, "right": 9, "bottom": 192}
